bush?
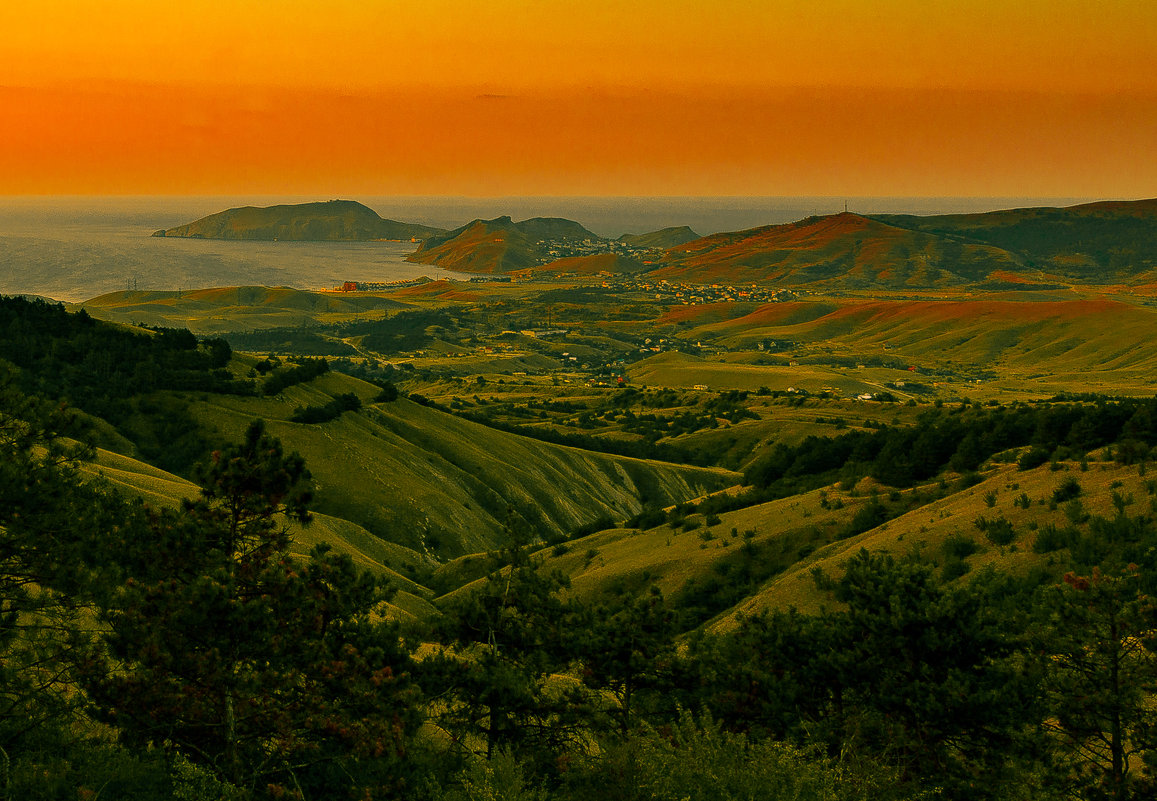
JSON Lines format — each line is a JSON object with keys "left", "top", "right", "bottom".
{"left": 941, "top": 557, "right": 972, "bottom": 582}
{"left": 943, "top": 533, "right": 980, "bottom": 559}
{"left": 374, "top": 381, "right": 399, "bottom": 402}
{"left": 841, "top": 501, "right": 889, "bottom": 539}
{"left": 1019, "top": 446, "right": 1051, "bottom": 471}
{"left": 975, "top": 515, "right": 1017, "bottom": 546}
{"left": 613, "top": 712, "right": 901, "bottom": 801}
{"left": 290, "top": 392, "right": 362, "bottom": 424}
{"left": 1032, "top": 523, "right": 1077, "bottom": 553}
{"left": 1053, "top": 476, "right": 1082, "bottom": 503}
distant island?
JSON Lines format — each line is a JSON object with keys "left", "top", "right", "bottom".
{"left": 152, "top": 199, "right": 445, "bottom": 242}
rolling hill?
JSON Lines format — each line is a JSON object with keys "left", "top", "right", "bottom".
{"left": 652, "top": 212, "right": 1022, "bottom": 288}
{"left": 533, "top": 252, "right": 649, "bottom": 276}
{"left": 152, "top": 199, "right": 445, "bottom": 241}
{"left": 407, "top": 216, "right": 603, "bottom": 273}
{"left": 874, "top": 197, "right": 1157, "bottom": 281}
{"left": 183, "top": 370, "right": 739, "bottom": 558}
{"left": 81, "top": 285, "right": 408, "bottom": 334}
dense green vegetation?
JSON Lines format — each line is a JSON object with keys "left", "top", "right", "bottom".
{"left": 715, "top": 398, "right": 1157, "bottom": 513}
{"left": 7, "top": 392, "right": 1157, "bottom": 798}
{"left": 9, "top": 295, "right": 1157, "bottom": 799}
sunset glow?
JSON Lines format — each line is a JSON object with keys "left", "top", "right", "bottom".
{"left": 3, "top": 0, "right": 1155, "bottom": 196}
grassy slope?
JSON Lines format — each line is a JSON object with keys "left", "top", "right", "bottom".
{"left": 618, "top": 226, "right": 700, "bottom": 249}
{"left": 80, "top": 448, "right": 438, "bottom": 624}
{"left": 874, "top": 198, "right": 1157, "bottom": 279}
{"left": 484, "top": 457, "right": 1153, "bottom": 635}
{"left": 719, "top": 459, "right": 1154, "bottom": 625}
{"left": 533, "top": 253, "right": 647, "bottom": 276}
{"left": 629, "top": 298, "right": 1157, "bottom": 398}
{"left": 408, "top": 217, "right": 603, "bottom": 274}
{"left": 82, "top": 286, "right": 407, "bottom": 334}
{"left": 653, "top": 212, "right": 1019, "bottom": 287}
{"left": 407, "top": 220, "right": 539, "bottom": 274}
{"left": 185, "top": 371, "right": 738, "bottom": 558}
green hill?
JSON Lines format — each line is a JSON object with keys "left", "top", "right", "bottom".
{"left": 78, "top": 447, "right": 438, "bottom": 623}
{"left": 873, "top": 197, "right": 1157, "bottom": 281}
{"left": 188, "top": 370, "right": 737, "bottom": 558}
{"left": 152, "top": 199, "right": 445, "bottom": 241}
{"left": 81, "top": 285, "right": 408, "bottom": 335}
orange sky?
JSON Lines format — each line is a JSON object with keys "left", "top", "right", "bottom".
{"left": 2, "top": 0, "right": 1155, "bottom": 196}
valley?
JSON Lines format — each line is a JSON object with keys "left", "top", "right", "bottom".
{"left": 7, "top": 197, "right": 1157, "bottom": 799}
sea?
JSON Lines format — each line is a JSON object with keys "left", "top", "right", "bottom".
{"left": 0, "top": 195, "right": 1094, "bottom": 303}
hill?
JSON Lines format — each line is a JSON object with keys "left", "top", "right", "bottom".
{"left": 874, "top": 197, "right": 1157, "bottom": 281}
{"left": 152, "top": 199, "right": 445, "bottom": 241}
{"left": 81, "top": 285, "right": 408, "bottom": 334}
{"left": 407, "top": 215, "right": 603, "bottom": 273}
{"left": 189, "top": 371, "right": 738, "bottom": 558}
{"left": 618, "top": 226, "right": 700, "bottom": 249}
{"left": 652, "top": 212, "right": 1021, "bottom": 288}
{"left": 78, "top": 447, "right": 438, "bottom": 623}
{"left": 533, "top": 252, "right": 648, "bottom": 276}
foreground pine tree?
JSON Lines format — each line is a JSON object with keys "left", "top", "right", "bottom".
{"left": 85, "top": 420, "right": 419, "bottom": 797}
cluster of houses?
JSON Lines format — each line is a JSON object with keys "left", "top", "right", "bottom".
{"left": 537, "top": 238, "right": 663, "bottom": 263}
{"left": 614, "top": 277, "right": 792, "bottom": 304}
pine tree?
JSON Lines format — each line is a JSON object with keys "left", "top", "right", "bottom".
{"left": 428, "top": 520, "right": 573, "bottom": 762}
{"left": 576, "top": 587, "right": 678, "bottom": 739}
{"left": 86, "top": 421, "right": 419, "bottom": 795}
{"left": 0, "top": 363, "right": 105, "bottom": 756}
{"left": 1040, "top": 566, "right": 1157, "bottom": 800}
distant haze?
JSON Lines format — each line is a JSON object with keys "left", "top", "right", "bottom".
{"left": 0, "top": 196, "right": 1098, "bottom": 302}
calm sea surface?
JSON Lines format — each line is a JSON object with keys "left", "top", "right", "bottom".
{"left": 0, "top": 196, "right": 1093, "bottom": 302}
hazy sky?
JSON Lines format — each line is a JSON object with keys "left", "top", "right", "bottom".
{"left": 2, "top": 0, "right": 1154, "bottom": 196}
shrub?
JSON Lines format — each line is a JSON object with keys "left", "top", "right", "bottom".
{"left": 841, "top": 501, "right": 888, "bottom": 539}
{"left": 1053, "top": 476, "right": 1082, "bottom": 503}
{"left": 1018, "top": 447, "right": 1051, "bottom": 471}
{"left": 1032, "top": 523, "right": 1077, "bottom": 553}
{"left": 975, "top": 515, "right": 1016, "bottom": 546}
{"left": 942, "top": 557, "right": 971, "bottom": 582}
{"left": 943, "top": 533, "right": 980, "bottom": 559}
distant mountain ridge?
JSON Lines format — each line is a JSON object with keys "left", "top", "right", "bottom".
{"left": 653, "top": 212, "right": 1020, "bottom": 288}
{"left": 152, "top": 197, "right": 1157, "bottom": 288}
{"left": 153, "top": 200, "right": 445, "bottom": 241}
{"left": 655, "top": 198, "right": 1157, "bottom": 288}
